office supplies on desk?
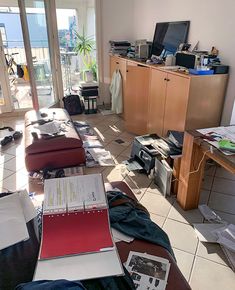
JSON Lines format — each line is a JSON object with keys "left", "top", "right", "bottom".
{"left": 34, "top": 174, "right": 123, "bottom": 281}
{"left": 197, "top": 126, "right": 235, "bottom": 155}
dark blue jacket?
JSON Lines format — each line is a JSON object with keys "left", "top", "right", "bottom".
{"left": 107, "top": 190, "right": 175, "bottom": 259}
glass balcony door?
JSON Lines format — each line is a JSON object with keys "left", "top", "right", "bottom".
{"left": 20, "top": 0, "right": 58, "bottom": 109}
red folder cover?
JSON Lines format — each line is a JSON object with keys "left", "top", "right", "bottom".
{"left": 39, "top": 209, "right": 113, "bottom": 260}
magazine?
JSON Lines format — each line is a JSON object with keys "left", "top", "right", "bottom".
{"left": 126, "top": 251, "right": 170, "bottom": 290}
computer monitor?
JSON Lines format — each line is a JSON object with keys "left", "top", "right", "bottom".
{"left": 151, "top": 21, "right": 190, "bottom": 57}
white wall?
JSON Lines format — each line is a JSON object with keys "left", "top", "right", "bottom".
{"left": 131, "top": 0, "right": 235, "bottom": 125}
{"left": 99, "top": 0, "right": 235, "bottom": 123}
{"left": 98, "top": 0, "right": 134, "bottom": 105}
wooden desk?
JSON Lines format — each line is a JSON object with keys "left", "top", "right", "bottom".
{"left": 177, "top": 130, "right": 235, "bottom": 210}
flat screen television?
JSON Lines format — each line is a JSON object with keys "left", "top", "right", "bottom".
{"left": 151, "top": 21, "right": 190, "bottom": 57}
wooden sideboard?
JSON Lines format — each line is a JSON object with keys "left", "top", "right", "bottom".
{"left": 110, "top": 55, "right": 228, "bottom": 136}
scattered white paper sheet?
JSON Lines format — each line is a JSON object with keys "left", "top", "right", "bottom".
{"left": 111, "top": 227, "right": 134, "bottom": 243}
{"left": 198, "top": 204, "right": 224, "bottom": 223}
{"left": 18, "top": 189, "right": 37, "bottom": 223}
{"left": 221, "top": 245, "right": 235, "bottom": 271}
{"left": 88, "top": 148, "right": 115, "bottom": 166}
{"left": 212, "top": 224, "right": 235, "bottom": 252}
{"left": 0, "top": 193, "right": 29, "bottom": 250}
{"left": 83, "top": 140, "right": 103, "bottom": 148}
{"left": 193, "top": 223, "right": 225, "bottom": 243}
{"left": 35, "top": 122, "right": 60, "bottom": 134}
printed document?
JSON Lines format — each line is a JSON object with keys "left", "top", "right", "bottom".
{"left": 0, "top": 193, "right": 29, "bottom": 250}
{"left": 44, "top": 174, "right": 106, "bottom": 212}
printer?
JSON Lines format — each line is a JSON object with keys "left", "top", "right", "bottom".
{"left": 130, "top": 133, "right": 183, "bottom": 174}
{"left": 130, "top": 134, "right": 160, "bottom": 174}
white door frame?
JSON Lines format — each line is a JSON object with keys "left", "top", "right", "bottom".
{"left": 18, "top": 0, "right": 39, "bottom": 110}
{"left": 44, "top": 0, "right": 64, "bottom": 106}
{"left": 18, "top": 0, "right": 63, "bottom": 110}
{"left": 0, "top": 31, "right": 13, "bottom": 113}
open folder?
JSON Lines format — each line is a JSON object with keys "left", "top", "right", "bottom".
{"left": 34, "top": 174, "right": 123, "bottom": 281}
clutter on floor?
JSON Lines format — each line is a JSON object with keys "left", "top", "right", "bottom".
{"left": 123, "top": 132, "right": 183, "bottom": 197}
{"left": 194, "top": 204, "right": 235, "bottom": 272}
{"left": 73, "top": 120, "right": 115, "bottom": 167}
{"left": 0, "top": 126, "right": 23, "bottom": 146}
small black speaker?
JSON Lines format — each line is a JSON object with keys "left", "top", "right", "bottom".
{"left": 210, "top": 64, "right": 229, "bottom": 74}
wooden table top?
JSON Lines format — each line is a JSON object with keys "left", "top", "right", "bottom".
{"left": 188, "top": 129, "right": 235, "bottom": 174}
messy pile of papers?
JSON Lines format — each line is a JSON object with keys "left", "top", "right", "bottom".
{"left": 194, "top": 204, "right": 235, "bottom": 271}
{"left": 73, "top": 121, "right": 115, "bottom": 167}
{"left": 126, "top": 251, "right": 171, "bottom": 290}
{"left": 0, "top": 190, "right": 36, "bottom": 251}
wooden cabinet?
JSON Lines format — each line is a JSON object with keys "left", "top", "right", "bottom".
{"left": 148, "top": 69, "right": 191, "bottom": 136}
{"left": 110, "top": 56, "right": 228, "bottom": 136}
{"left": 125, "top": 63, "right": 150, "bottom": 134}
{"left": 148, "top": 68, "right": 228, "bottom": 136}
{"left": 148, "top": 69, "right": 167, "bottom": 136}
{"left": 161, "top": 72, "right": 190, "bottom": 136}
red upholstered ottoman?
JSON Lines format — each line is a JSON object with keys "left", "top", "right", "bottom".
{"left": 25, "top": 108, "right": 86, "bottom": 172}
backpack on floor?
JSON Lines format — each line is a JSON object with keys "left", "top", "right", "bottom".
{"left": 63, "top": 94, "right": 83, "bottom": 115}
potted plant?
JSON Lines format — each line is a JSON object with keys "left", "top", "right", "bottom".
{"left": 73, "top": 28, "right": 97, "bottom": 81}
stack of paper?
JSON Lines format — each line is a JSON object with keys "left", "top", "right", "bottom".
{"left": 0, "top": 190, "right": 37, "bottom": 250}
{"left": 87, "top": 148, "right": 115, "bottom": 166}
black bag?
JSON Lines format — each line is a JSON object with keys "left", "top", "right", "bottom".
{"left": 63, "top": 94, "right": 83, "bottom": 115}
{"left": 17, "top": 65, "right": 24, "bottom": 78}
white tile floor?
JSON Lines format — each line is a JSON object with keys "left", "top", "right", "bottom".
{"left": 0, "top": 113, "right": 235, "bottom": 289}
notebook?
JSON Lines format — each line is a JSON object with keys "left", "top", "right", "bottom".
{"left": 34, "top": 174, "right": 123, "bottom": 280}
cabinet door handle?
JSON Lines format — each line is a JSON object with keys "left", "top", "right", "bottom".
{"left": 164, "top": 78, "right": 167, "bottom": 81}
{"left": 116, "top": 61, "right": 119, "bottom": 64}
{"left": 167, "top": 78, "right": 170, "bottom": 81}
{"left": 126, "top": 70, "right": 129, "bottom": 72}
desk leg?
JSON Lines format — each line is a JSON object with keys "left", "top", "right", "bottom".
{"left": 172, "top": 158, "right": 181, "bottom": 195}
{"left": 177, "top": 132, "right": 207, "bottom": 210}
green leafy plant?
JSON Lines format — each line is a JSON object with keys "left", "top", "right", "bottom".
{"left": 73, "top": 28, "right": 95, "bottom": 56}
{"left": 73, "top": 28, "right": 97, "bottom": 81}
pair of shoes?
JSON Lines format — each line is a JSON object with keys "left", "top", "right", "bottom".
{"left": 13, "top": 131, "right": 23, "bottom": 140}
{"left": 1, "top": 136, "right": 13, "bottom": 146}
{"left": 0, "top": 131, "right": 23, "bottom": 146}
